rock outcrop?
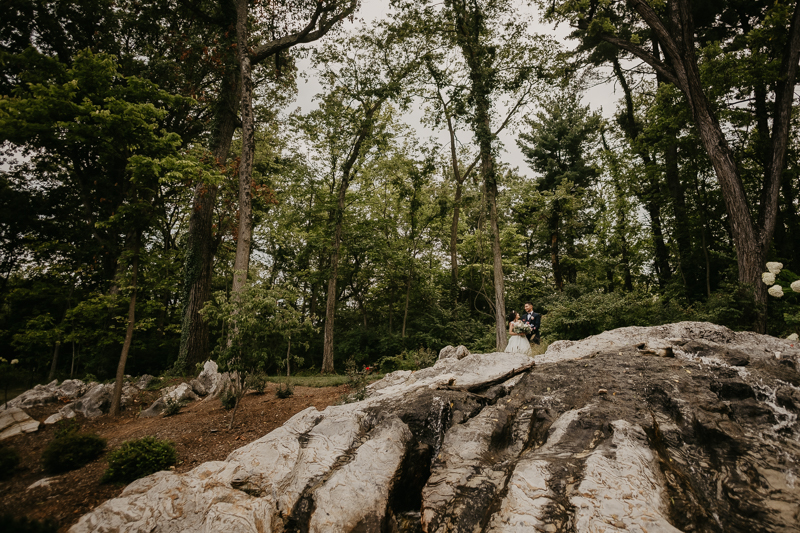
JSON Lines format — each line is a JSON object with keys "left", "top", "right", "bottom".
{"left": 70, "top": 322, "right": 800, "bottom": 532}
{"left": 437, "top": 345, "right": 470, "bottom": 361}
{"left": 0, "top": 407, "right": 40, "bottom": 441}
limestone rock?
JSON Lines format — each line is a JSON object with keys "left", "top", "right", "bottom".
{"left": 71, "top": 322, "right": 800, "bottom": 533}
{"left": 0, "top": 407, "right": 40, "bottom": 441}
{"left": 138, "top": 398, "right": 165, "bottom": 418}
{"left": 63, "top": 383, "right": 113, "bottom": 419}
{"left": 134, "top": 375, "right": 155, "bottom": 390}
{"left": 5, "top": 379, "right": 59, "bottom": 409}
{"left": 163, "top": 383, "right": 198, "bottom": 403}
{"left": 44, "top": 407, "right": 76, "bottom": 425}
{"left": 437, "top": 344, "right": 470, "bottom": 361}
{"left": 191, "top": 360, "right": 229, "bottom": 399}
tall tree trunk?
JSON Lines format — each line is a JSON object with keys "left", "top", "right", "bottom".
{"left": 621, "top": 0, "right": 800, "bottom": 331}
{"left": 322, "top": 176, "right": 348, "bottom": 373}
{"left": 109, "top": 237, "right": 139, "bottom": 417}
{"left": 612, "top": 58, "right": 672, "bottom": 287}
{"left": 231, "top": 0, "right": 255, "bottom": 297}
{"left": 48, "top": 341, "right": 60, "bottom": 382}
{"left": 402, "top": 266, "right": 412, "bottom": 338}
{"left": 549, "top": 210, "right": 563, "bottom": 292}
{"left": 321, "top": 102, "right": 382, "bottom": 373}
{"left": 664, "top": 139, "right": 693, "bottom": 290}
{"left": 175, "top": 78, "right": 239, "bottom": 375}
{"left": 645, "top": 193, "right": 672, "bottom": 286}
{"left": 450, "top": 180, "right": 463, "bottom": 292}
{"left": 485, "top": 162, "right": 507, "bottom": 350}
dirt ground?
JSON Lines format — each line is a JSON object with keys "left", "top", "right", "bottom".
{"left": 0, "top": 381, "right": 349, "bottom": 532}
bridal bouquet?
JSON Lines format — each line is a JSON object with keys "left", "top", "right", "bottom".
{"left": 513, "top": 323, "right": 533, "bottom": 335}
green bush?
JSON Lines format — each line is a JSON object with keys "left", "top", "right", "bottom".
{"left": 276, "top": 381, "right": 293, "bottom": 398}
{"left": 0, "top": 446, "right": 20, "bottom": 479}
{"left": 162, "top": 397, "right": 186, "bottom": 417}
{"left": 42, "top": 432, "right": 106, "bottom": 474}
{"left": 246, "top": 373, "right": 267, "bottom": 394}
{"left": 377, "top": 347, "right": 436, "bottom": 374}
{"left": 220, "top": 387, "right": 237, "bottom": 410}
{"left": 101, "top": 436, "right": 177, "bottom": 484}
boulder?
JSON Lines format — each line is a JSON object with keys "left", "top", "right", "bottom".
{"left": 43, "top": 407, "right": 76, "bottom": 425}
{"left": 437, "top": 344, "right": 470, "bottom": 361}
{"left": 138, "top": 398, "right": 166, "bottom": 418}
{"left": 139, "top": 383, "right": 198, "bottom": 418}
{"left": 134, "top": 374, "right": 155, "bottom": 390}
{"left": 63, "top": 383, "right": 113, "bottom": 419}
{"left": 70, "top": 322, "right": 800, "bottom": 533}
{"left": 5, "top": 379, "right": 60, "bottom": 409}
{"left": 191, "top": 360, "right": 229, "bottom": 399}
{"left": 0, "top": 407, "right": 40, "bottom": 441}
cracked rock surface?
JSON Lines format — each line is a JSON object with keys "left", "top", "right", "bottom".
{"left": 71, "top": 322, "right": 800, "bottom": 532}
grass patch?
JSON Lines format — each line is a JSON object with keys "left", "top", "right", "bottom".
{"left": 264, "top": 374, "right": 385, "bottom": 388}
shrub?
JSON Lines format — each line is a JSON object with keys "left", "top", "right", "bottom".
{"left": 339, "top": 358, "right": 368, "bottom": 404}
{"left": 220, "top": 387, "right": 237, "bottom": 410}
{"left": 276, "top": 381, "right": 293, "bottom": 398}
{"left": 246, "top": 373, "right": 267, "bottom": 394}
{"left": 101, "top": 436, "right": 177, "bottom": 484}
{"left": 53, "top": 418, "right": 80, "bottom": 438}
{"left": 0, "top": 446, "right": 20, "bottom": 479}
{"left": 377, "top": 347, "right": 436, "bottom": 374}
{"left": 162, "top": 397, "right": 186, "bottom": 417}
{"left": 42, "top": 432, "right": 106, "bottom": 474}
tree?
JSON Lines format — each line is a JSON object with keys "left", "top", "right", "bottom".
{"left": 307, "top": 27, "right": 421, "bottom": 372}
{"left": 0, "top": 50, "right": 192, "bottom": 414}
{"left": 395, "top": 0, "right": 558, "bottom": 350}
{"left": 543, "top": 0, "right": 800, "bottom": 330}
{"left": 517, "top": 86, "right": 603, "bottom": 291}
{"left": 176, "top": 0, "right": 359, "bottom": 374}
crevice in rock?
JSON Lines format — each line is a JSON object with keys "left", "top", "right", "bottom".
{"left": 644, "top": 412, "right": 720, "bottom": 532}
{"left": 385, "top": 439, "right": 433, "bottom": 532}
{"left": 283, "top": 416, "right": 374, "bottom": 532}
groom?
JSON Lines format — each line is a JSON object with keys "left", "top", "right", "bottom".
{"left": 522, "top": 302, "right": 541, "bottom": 345}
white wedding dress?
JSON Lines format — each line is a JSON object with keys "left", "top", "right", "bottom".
{"left": 505, "top": 321, "right": 531, "bottom": 354}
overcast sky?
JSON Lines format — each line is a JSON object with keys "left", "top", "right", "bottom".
{"left": 290, "top": 0, "right": 622, "bottom": 175}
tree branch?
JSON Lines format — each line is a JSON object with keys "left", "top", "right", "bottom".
{"left": 250, "top": 0, "right": 358, "bottom": 65}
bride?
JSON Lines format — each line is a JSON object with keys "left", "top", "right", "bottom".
{"left": 505, "top": 310, "right": 531, "bottom": 354}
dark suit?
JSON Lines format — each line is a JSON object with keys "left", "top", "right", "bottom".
{"left": 522, "top": 311, "right": 541, "bottom": 344}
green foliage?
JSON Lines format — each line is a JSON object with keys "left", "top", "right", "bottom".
{"left": 0, "top": 514, "right": 58, "bottom": 533}
{"left": 101, "top": 436, "right": 177, "bottom": 484}
{"left": 340, "top": 358, "right": 368, "bottom": 404}
{"left": 162, "top": 397, "right": 186, "bottom": 417}
{"left": 42, "top": 430, "right": 106, "bottom": 474}
{"left": 275, "top": 381, "right": 294, "bottom": 399}
{"left": 246, "top": 373, "right": 268, "bottom": 395}
{"left": 144, "top": 377, "right": 166, "bottom": 391}
{"left": 0, "top": 357, "right": 22, "bottom": 407}
{"left": 377, "top": 347, "right": 436, "bottom": 374}
{"left": 541, "top": 289, "right": 688, "bottom": 341}
{"left": 220, "top": 387, "right": 237, "bottom": 410}
{"left": 52, "top": 418, "right": 81, "bottom": 439}
{"left": 0, "top": 445, "right": 20, "bottom": 479}
{"left": 202, "top": 281, "right": 313, "bottom": 379}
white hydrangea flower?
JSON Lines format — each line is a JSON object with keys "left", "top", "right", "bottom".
{"left": 768, "top": 285, "right": 784, "bottom": 298}
{"left": 10, "top": 359, "right": 18, "bottom": 365}
{"left": 762, "top": 272, "right": 776, "bottom": 285}
{"left": 766, "top": 262, "right": 783, "bottom": 275}
{"left": 787, "top": 333, "right": 799, "bottom": 341}
{"left": 791, "top": 280, "right": 800, "bottom": 293}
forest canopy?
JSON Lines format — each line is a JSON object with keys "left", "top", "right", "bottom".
{"left": 1, "top": 0, "right": 799, "bottom": 392}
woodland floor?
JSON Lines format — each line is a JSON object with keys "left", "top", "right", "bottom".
{"left": 0, "top": 381, "right": 349, "bottom": 532}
